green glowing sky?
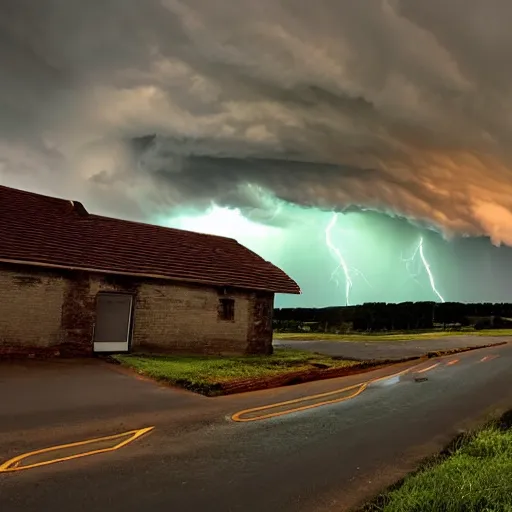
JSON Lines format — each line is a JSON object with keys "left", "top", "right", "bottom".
{"left": 157, "top": 201, "right": 512, "bottom": 308}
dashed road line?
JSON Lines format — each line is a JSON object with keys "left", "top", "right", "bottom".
{"left": 480, "top": 354, "right": 500, "bottom": 363}
{"left": 414, "top": 363, "right": 439, "bottom": 374}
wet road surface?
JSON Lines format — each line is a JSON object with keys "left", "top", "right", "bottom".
{"left": 2, "top": 343, "right": 512, "bottom": 511}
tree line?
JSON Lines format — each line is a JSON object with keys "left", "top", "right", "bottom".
{"left": 273, "top": 302, "right": 512, "bottom": 333}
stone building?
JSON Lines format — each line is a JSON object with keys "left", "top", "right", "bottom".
{"left": 0, "top": 185, "right": 300, "bottom": 357}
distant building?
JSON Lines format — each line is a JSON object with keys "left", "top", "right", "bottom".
{"left": 0, "top": 185, "right": 300, "bottom": 357}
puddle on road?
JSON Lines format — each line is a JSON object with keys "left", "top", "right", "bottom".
{"left": 367, "top": 375, "right": 402, "bottom": 388}
{"left": 232, "top": 365, "right": 426, "bottom": 422}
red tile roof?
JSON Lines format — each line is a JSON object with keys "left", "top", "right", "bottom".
{"left": 0, "top": 185, "right": 300, "bottom": 294}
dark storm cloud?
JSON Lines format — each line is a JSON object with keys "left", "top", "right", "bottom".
{"left": 2, "top": 0, "right": 512, "bottom": 242}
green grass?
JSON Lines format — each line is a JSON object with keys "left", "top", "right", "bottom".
{"left": 274, "top": 329, "right": 512, "bottom": 342}
{"left": 113, "top": 348, "right": 358, "bottom": 395}
{"left": 364, "top": 425, "right": 512, "bottom": 512}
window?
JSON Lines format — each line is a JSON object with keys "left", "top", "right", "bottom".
{"left": 219, "top": 298, "right": 235, "bottom": 321}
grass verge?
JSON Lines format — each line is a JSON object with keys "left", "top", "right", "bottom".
{"left": 274, "top": 329, "right": 512, "bottom": 342}
{"left": 361, "top": 412, "right": 512, "bottom": 512}
{"left": 112, "top": 349, "right": 361, "bottom": 396}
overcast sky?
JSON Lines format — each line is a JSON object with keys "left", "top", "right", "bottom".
{"left": 2, "top": 0, "right": 512, "bottom": 247}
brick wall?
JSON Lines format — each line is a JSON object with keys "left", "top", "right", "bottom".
{"left": 0, "top": 263, "right": 276, "bottom": 357}
{"left": 0, "top": 265, "right": 65, "bottom": 356}
{"left": 131, "top": 282, "right": 252, "bottom": 354}
{"left": 247, "top": 292, "right": 275, "bottom": 355}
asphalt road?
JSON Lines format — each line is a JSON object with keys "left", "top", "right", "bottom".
{"left": 275, "top": 335, "right": 511, "bottom": 360}
{"left": 2, "top": 344, "right": 512, "bottom": 512}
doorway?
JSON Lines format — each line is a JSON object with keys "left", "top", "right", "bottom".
{"left": 93, "top": 293, "right": 133, "bottom": 353}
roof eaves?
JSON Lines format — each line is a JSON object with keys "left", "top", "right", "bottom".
{"left": 0, "top": 257, "right": 301, "bottom": 294}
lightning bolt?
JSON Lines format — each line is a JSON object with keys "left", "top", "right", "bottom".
{"left": 325, "top": 213, "right": 352, "bottom": 306}
{"left": 401, "top": 244, "right": 424, "bottom": 290}
{"left": 403, "top": 237, "right": 445, "bottom": 303}
{"left": 325, "top": 213, "right": 372, "bottom": 306}
{"left": 418, "top": 237, "right": 445, "bottom": 303}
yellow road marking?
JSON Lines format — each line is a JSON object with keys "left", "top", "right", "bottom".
{"left": 446, "top": 359, "right": 459, "bottom": 366}
{"left": 232, "top": 383, "right": 369, "bottom": 422}
{"left": 415, "top": 363, "right": 439, "bottom": 374}
{"left": 231, "top": 364, "right": 420, "bottom": 423}
{"left": 0, "top": 427, "right": 154, "bottom": 473}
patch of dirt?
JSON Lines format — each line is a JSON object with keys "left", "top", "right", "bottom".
{"left": 309, "top": 362, "right": 330, "bottom": 369}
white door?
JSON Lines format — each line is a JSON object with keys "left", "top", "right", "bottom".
{"left": 93, "top": 293, "right": 133, "bottom": 353}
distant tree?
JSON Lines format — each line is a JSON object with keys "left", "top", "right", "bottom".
{"left": 274, "top": 302, "right": 512, "bottom": 333}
